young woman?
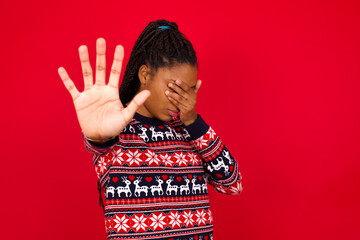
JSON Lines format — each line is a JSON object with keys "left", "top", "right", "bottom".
{"left": 58, "top": 19, "right": 243, "bottom": 240}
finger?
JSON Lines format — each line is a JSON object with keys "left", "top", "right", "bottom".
{"left": 174, "top": 79, "right": 191, "bottom": 92}
{"left": 58, "top": 67, "right": 80, "bottom": 101}
{"left": 168, "top": 81, "right": 187, "bottom": 99}
{"left": 123, "top": 90, "right": 151, "bottom": 122}
{"left": 95, "top": 38, "right": 106, "bottom": 86}
{"left": 78, "top": 45, "right": 93, "bottom": 90}
{"left": 167, "top": 94, "right": 185, "bottom": 112}
{"left": 165, "top": 90, "right": 187, "bottom": 108}
{"left": 194, "top": 80, "right": 202, "bottom": 93}
{"left": 108, "top": 45, "right": 124, "bottom": 89}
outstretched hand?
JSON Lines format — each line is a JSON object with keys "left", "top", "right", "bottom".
{"left": 58, "top": 38, "right": 150, "bottom": 140}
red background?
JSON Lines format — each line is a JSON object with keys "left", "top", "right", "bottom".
{"left": 1, "top": 0, "right": 359, "bottom": 239}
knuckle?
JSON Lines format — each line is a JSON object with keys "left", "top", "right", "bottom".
{"left": 111, "top": 68, "right": 120, "bottom": 75}
{"left": 114, "top": 57, "right": 123, "bottom": 62}
{"left": 67, "top": 82, "right": 75, "bottom": 91}
{"left": 96, "top": 65, "right": 105, "bottom": 71}
{"left": 83, "top": 70, "right": 92, "bottom": 77}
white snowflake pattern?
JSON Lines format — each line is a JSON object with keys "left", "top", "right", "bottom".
{"left": 97, "top": 157, "right": 107, "bottom": 174}
{"left": 207, "top": 209, "right": 213, "bottom": 223}
{"left": 160, "top": 153, "right": 174, "bottom": 166}
{"left": 144, "top": 150, "right": 161, "bottom": 166}
{"left": 105, "top": 217, "right": 112, "bottom": 231}
{"left": 125, "top": 149, "right": 142, "bottom": 166}
{"left": 229, "top": 181, "right": 243, "bottom": 195}
{"left": 131, "top": 214, "right": 148, "bottom": 231}
{"left": 208, "top": 127, "right": 216, "bottom": 140}
{"left": 182, "top": 210, "right": 194, "bottom": 227}
{"left": 112, "top": 148, "right": 125, "bottom": 165}
{"left": 188, "top": 152, "right": 199, "bottom": 166}
{"left": 168, "top": 211, "right": 182, "bottom": 228}
{"left": 149, "top": 213, "right": 166, "bottom": 230}
{"left": 194, "top": 137, "right": 209, "bottom": 149}
{"left": 174, "top": 152, "right": 188, "bottom": 166}
{"left": 215, "top": 185, "right": 227, "bottom": 193}
{"left": 113, "top": 214, "right": 131, "bottom": 233}
{"left": 195, "top": 209, "right": 207, "bottom": 225}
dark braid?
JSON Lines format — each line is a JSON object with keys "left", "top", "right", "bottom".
{"left": 119, "top": 19, "right": 198, "bottom": 105}
{"left": 98, "top": 180, "right": 105, "bottom": 213}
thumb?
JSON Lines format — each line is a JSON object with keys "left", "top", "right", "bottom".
{"left": 194, "top": 80, "right": 202, "bottom": 93}
{"left": 123, "top": 90, "right": 151, "bottom": 121}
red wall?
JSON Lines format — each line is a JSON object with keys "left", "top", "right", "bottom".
{"left": 1, "top": 0, "right": 359, "bottom": 239}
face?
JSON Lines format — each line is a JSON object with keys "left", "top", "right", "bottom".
{"left": 135, "top": 63, "right": 198, "bottom": 121}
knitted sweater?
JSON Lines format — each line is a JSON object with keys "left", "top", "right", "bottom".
{"left": 83, "top": 112, "right": 243, "bottom": 240}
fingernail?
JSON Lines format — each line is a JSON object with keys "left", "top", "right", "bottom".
{"left": 165, "top": 90, "right": 169, "bottom": 95}
{"left": 176, "top": 80, "right": 181, "bottom": 84}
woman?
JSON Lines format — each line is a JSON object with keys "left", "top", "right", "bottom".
{"left": 58, "top": 19, "right": 243, "bottom": 240}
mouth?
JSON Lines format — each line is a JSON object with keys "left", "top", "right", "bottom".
{"left": 167, "top": 109, "right": 180, "bottom": 117}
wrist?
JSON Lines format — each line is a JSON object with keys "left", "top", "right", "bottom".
{"left": 183, "top": 114, "right": 198, "bottom": 126}
{"left": 84, "top": 134, "right": 117, "bottom": 143}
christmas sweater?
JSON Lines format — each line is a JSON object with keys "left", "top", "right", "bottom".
{"left": 82, "top": 112, "right": 243, "bottom": 240}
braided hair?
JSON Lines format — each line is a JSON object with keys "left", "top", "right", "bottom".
{"left": 97, "top": 19, "right": 198, "bottom": 213}
{"left": 119, "top": 19, "right": 198, "bottom": 105}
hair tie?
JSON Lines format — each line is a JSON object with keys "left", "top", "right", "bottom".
{"left": 158, "top": 26, "right": 172, "bottom": 31}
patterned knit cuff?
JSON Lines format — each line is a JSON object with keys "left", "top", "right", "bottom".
{"left": 184, "top": 114, "right": 210, "bottom": 140}
{"left": 83, "top": 132, "right": 120, "bottom": 149}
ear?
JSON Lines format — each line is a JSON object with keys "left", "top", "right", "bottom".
{"left": 138, "top": 65, "right": 150, "bottom": 86}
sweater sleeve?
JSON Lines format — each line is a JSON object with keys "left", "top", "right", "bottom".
{"left": 82, "top": 132, "right": 121, "bottom": 185}
{"left": 184, "top": 114, "right": 244, "bottom": 195}
{"left": 82, "top": 132, "right": 120, "bottom": 155}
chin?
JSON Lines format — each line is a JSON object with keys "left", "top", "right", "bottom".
{"left": 162, "top": 115, "right": 173, "bottom": 121}
{"left": 159, "top": 112, "right": 172, "bottom": 121}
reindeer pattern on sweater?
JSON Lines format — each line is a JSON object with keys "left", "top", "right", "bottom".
{"left": 83, "top": 112, "right": 243, "bottom": 240}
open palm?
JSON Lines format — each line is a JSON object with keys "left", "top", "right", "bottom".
{"left": 58, "top": 38, "right": 150, "bottom": 140}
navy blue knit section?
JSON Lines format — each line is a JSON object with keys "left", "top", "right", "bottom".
{"left": 86, "top": 135, "right": 120, "bottom": 149}
{"left": 184, "top": 114, "right": 210, "bottom": 140}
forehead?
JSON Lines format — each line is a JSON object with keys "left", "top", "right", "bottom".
{"left": 155, "top": 64, "right": 198, "bottom": 87}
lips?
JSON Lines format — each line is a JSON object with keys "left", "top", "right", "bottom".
{"left": 167, "top": 109, "right": 180, "bottom": 117}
